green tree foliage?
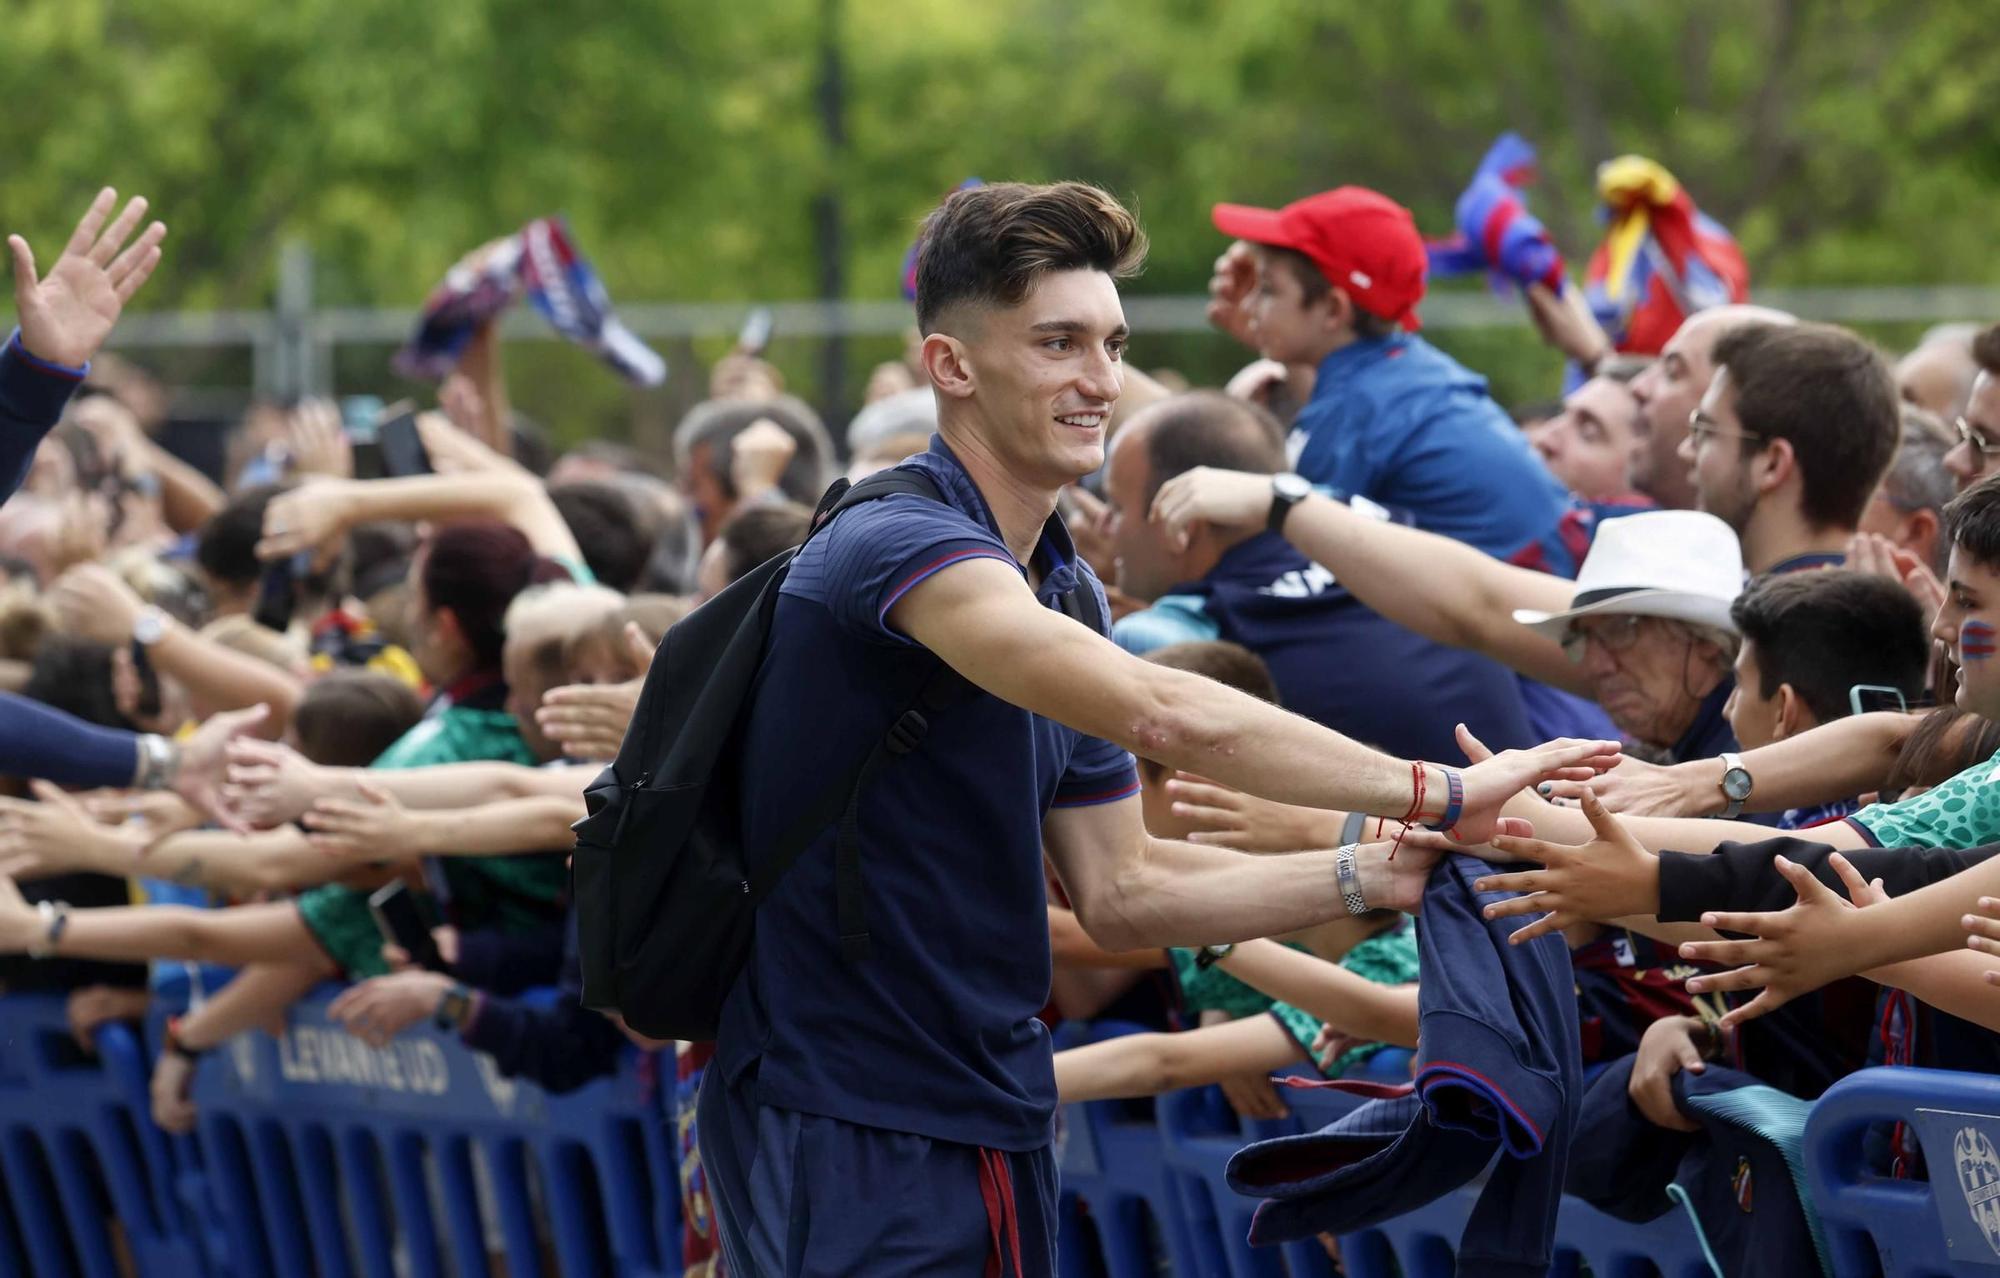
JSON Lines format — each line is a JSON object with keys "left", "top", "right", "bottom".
{"left": 3, "top": 0, "right": 1996, "bottom": 434}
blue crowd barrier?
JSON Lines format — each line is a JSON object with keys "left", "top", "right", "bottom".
{"left": 6, "top": 990, "right": 1998, "bottom": 1277}
{"left": 1808, "top": 1065, "right": 2000, "bottom": 1277}
{"left": 177, "top": 986, "right": 682, "bottom": 1278}
{"left": 0, "top": 994, "right": 207, "bottom": 1278}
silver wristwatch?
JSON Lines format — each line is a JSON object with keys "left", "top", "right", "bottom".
{"left": 1335, "top": 842, "right": 1367, "bottom": 916}
{"left": 1718, "top": 752, "right": 1753, "bottom": 819}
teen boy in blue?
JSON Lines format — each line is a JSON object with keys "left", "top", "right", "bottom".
{"left": 1207, "top": 186, "right": 1574, "bottom": 570}
{"left": 697, "top": 180, "right": 1619, "bottom": 1277}
{"left": 1102, "top": 390, "right": 1535, "bottom": 765}
{"left": 1, "top": 188, "right": 167, "bottom": 503}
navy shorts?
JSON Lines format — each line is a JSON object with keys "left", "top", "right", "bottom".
{"left": 697, "top": 1065, "right": 1058, "bottom": 1276}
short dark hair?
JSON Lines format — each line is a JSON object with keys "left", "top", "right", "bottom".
{"left": 1974, "top": 322, "right": 2000, "bottom": 379}
{"left": 196, "top": 484, "right": 290, "bottom": 591}
{"left": 550, "top": 480, "right": 653, "bottom": 593}
{"left": 913, "top": 181, "right": 1147, "bottom": 335}
{"left": 1711, "top": 322, "right": 1898, "bottom": 529}
{"left": 1142, "top": 640, "right": 1280, "bottom": 705}
{"left": 1140, "top": 391, "right": 1286, "bottom": 503}
{"left": 419, "top": 521, "right": 539, "bottom": 668}
{"left": 1257, "top": 244, "right": 1396, "bottom": 341}
{"left": 1729, "top": 571, "right": 1928, "bottom": 724}
{"left": 671, "top": 396, "right": 834, "bottom": 507}
{"left": 21, "top": 638, "right": 129, "bottom": 729}
{"left": 292, "top": 671, "right": 425, "bottom": 767}
{"left": 717, "top": 501, "right": 814, "bottom": 584}
{"left": 1945, "top": 472, "right": 2000, "bottom": 572}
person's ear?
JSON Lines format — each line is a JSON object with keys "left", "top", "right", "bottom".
{"left": 1772, "top": 682, "right": 1812, "bottom": 742}
{"left": 1323, "top": 287, "right": 1356, "bottom": 338}
{"left": 1754, "top": 435, "right": 1796, "bottom": 496}
{"left": 1903, "top": 506, "right": 1940, "bottom": 558}
{"left": 432, "top": 605, "right": 465, "bottom": 652}
{"left": 920, "top": 331, "right": 976, "bottom": 400}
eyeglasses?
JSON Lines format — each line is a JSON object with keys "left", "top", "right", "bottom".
{"left": 1561, "top": 613, "right": 1649, "bottom": 663}
{"left": 1955, "top": 416, "right": 1999, "bottom": 462}
{"left": 1686, "top": 408, "right": 1765, "bottom": 449}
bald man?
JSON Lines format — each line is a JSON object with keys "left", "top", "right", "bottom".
{"left": 1897, "top": 324, "right": 1980, "bottom": 422}
{"left": 1626, "top": 304, "right": 1797, "bottom": 510}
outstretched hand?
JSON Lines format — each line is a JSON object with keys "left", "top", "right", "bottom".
{"left": 1466, "top": 787, "right": 1659, "bottom": 944}
{"left": 10, "top": 189, "right": 167, "bottom": 368}
{"left": 1148, "top": 466, "right": 1273, "bottom": 551}
{"left": 1450, "top": 724, "right": 1621, "bottom": 846}
{"left": 1677, "top": 852, "right": 1881, "bottom": 1030}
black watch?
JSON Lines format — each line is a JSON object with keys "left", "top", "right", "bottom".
{"left": 1267, "top": 473, "right": 1312, "bottom": 535}
{"left": 1194, "top": 943, "right": 1236, "bottom": 970}
{"left": 435, "top": 984, "right": 474, "bottom": 1032}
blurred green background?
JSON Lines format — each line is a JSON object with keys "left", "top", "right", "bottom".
{"left": 3, "top": 0, "right": 1995, "bottom": 449}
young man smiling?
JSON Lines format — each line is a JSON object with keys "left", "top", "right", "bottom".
{"left": 693, "top": 181, "right": 1617, "bottom": 1276}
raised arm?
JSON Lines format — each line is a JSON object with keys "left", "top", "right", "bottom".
{"left": 257, "top": 469, "right": 581, "bottom": 565}
{"left": 892, "top": 556, "right": 1616, "bottom": 840}
{"left": 49, "top": 564, "right": 302, "bottom": 732}
{"left": 3, "top": 188, "right": 167, "bottom": 502}
{"left": 1149, "top": 470, "right": 1581, "bottom": 691}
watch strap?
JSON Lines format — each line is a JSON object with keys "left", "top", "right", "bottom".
{"left": 1193, "top": 943, "right": 1235, "bottom": 971}
{"left": 1335, "top": 842, "right": 1367, "bottom": 916}
{"left": 1718, "top": 752, "right": 1747, "bottom": 819}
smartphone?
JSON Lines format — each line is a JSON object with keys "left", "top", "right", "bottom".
{"left": 377, "top": 408, "right": 432, "bottom": 478}
{"left": 1849, "top": 684, "right": 1911, "bottom": 717}
{"left": 737, "top": 306, "right": 774, "bottom": 357}
{"left": 252, "top": 552, "right": 309, "bottom": 633}
{"left": 367, "top": 881, "right": 445, "bottom": 971}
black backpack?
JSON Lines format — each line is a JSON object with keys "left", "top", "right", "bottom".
{"left": 571, "top": 469, "right": 1102, "bottom": 1041}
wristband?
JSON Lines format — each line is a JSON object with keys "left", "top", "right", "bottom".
{"left": 1424, "top": 767, "right": 1464, "bottom": 833}
{"left": 1194, "top": 943, "right": 1236, "bottom": 971}
{"left": 1335, "top": 842, "right": 1367, "bottom": 916}
{"left": 27, "top": 900, "right": 70, "bottom": 959}
{"left": 135, "top": 734, "right": 180, "bottom": 792}
{"left": 1339, "top": 809, "right": 1369, "bottom": 846}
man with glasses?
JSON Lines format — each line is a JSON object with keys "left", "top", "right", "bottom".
{"left": 1943, "top": 322, "right": 2000, "bottom": 493}
{"left": 1678, "top": 322, "right": 1900, "bottom": 575}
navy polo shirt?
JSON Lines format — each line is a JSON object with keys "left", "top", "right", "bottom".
{"left": 1114, "top": 532, "right": 1535, "bottom": 762}
{"left": 716, "top": 435, "right": 1138, "bottom": 1152}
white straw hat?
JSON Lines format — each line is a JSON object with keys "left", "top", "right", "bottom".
{"left": 1513, "top": 510, "right": 1745, "bottom": 640}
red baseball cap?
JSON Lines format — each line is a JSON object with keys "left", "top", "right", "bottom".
{"left": 1211, "top": 186, "right": 1427, "bottom": 330}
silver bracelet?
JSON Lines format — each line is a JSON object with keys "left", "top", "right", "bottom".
{"left": 28, "top": 900, "right": 69, "bottom": 959}
{"left": 1334, "top": 842, "right": 1367, "bottom": 917}
{"left": 135, "top": 734, "right": 179, "bottom": 792}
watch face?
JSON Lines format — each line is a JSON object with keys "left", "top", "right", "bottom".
{"left": 1274, "top": 474, "right": 1311, "bottom": 502}
{"left": 1723, "top": 769, "right": 1753, "bottom": 801}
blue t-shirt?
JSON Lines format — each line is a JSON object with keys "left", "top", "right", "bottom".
{"left": 1289, "top": 333, "right": 1571, "bottom": 567}
{"left": 1113, "top": 532, "right": 1534, "bottom": 763}
{"left": 717, "top": 436, "right": 1139, "bottom": 1152}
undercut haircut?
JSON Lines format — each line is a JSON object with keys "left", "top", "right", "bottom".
{"left": 1711, "top": 322, "right": 1899, "bottom": 530}
{"left": 1729, "top": 571, "right": 1928, "bottom": 725}
{"left": 913, "top": 181, "right": 1147, "bottom": 335}
{"left": 1140, "top": 392, "right": 1286, "bottom": 504}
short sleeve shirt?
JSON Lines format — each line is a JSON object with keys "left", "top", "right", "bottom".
{"left": 1848, "top": 745, "right": 2000, "bottom": 849}
{"left": 717, "top": 436, "right": 1139, "bottom": 1151}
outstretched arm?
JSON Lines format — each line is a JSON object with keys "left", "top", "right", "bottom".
{"left": 1043, "top": 798, "right": 1454, "bottom": 953}
{"left": 894, "top": 557, "right": 1617, "bottom": 842}
{"left": 257, "top": 468, "right": 582, "bottom": 565}
{"left": 1054, "top": 1013, "right": 1309, "bottom": 1104}
{"left": 1149, "top": 472, "right": 1581, "bottom": 691}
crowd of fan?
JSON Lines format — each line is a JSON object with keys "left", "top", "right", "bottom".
{"left": 8, "top": 175, "right": 2000, "bottom": 1270}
